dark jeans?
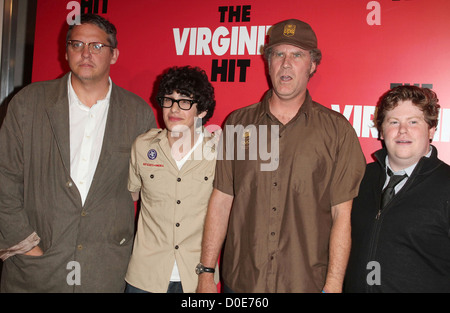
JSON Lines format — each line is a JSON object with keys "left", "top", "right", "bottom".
{"left": 125, "top": 282, "right": 184, "bottom": 293}
{"left": 223, "top": 284, "right": 235, "bottom": 293}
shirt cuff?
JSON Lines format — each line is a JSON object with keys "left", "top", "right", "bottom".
{"left": 0, "top": 232, "right": 41, "bottom": 261}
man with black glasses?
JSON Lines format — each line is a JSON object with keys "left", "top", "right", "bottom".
{"left": 124, "top": 66, "right": 219, "bottom": 293}
{"left": 0, "top": 14, "right": 156, "bottom": 292}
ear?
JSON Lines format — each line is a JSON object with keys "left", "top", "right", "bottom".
{"left": 428, "top": 126, "right": 436, "bottom": 142}
{"left": 197, "top": 110, "right": 207, "bottom": 119}
{"left": 309, "top": 62, "right": 317, "bottom": 75}
{"left": 65, "top": 51, "right": 68, "bottom": 61}
{"left": 110, "top": 48, "right": 119, "bottom": 65}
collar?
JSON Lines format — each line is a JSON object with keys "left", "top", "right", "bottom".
{"left": 151, "top": 127, "right": 212, "bottom": 145}
{"left": 151, "top": 127, "right": 216, "bottom": 161}
{"left": 385, "top": 146, "right": 433, "bottom": 176}
{"left": 255, "top": 89, "right": 313, "bottom": 124}
{"left": 375, "top": 145, "right": 440, "bottom": 177}
{"left": 67, "top": 72, "right": 112, "bottom": 110}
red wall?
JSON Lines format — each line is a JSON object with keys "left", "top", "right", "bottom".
{"left": 32, "top": 0, "right": 450, "bottom": 164}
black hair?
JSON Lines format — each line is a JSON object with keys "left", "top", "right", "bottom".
{"left": 157, "top": 66, "right": 216, "bottom": 125}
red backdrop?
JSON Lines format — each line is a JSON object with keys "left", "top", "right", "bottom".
{"left": 32, "top": 0, "right": 450, "bottom": 164}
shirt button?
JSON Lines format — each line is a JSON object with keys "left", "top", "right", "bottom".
{"left": 177, "top": 178, "right": 181, "bottom": 182}
{"left": 177, "top": 200, "right": 181, "bottom": 204}
{"left": 175, "top": 245, "right": 179, "bottom": 249}
{"left": 271, "top": 232, "right": 276, "bottom": 236}
{"left": 66, "top": 181, "right": 73, "bottom": 187}
{"left": 150, "top": 174, "right": 154, "bottom": 179}
{"left": 272, "top": 207, "right": 277, "bottom": 211}
{"left": 81, "top": 210, "right": 87, "bottom": 216}
{"left": 175, "top": 223, "right": 180, "bottom": 227}
{"left": 273, "top": 182, "right": 277, "bottom": 186}
{"left": 77, "top": 244, "right": 83, "bottom": 250}
{"left": 204, "top": 176, "right": 208, "bottom": 181}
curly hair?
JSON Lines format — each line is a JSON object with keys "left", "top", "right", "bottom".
{"left": 374, "top": 85, "right": 440, "bottom": 135}
{"left": 157, "top": 66, "right": 216, "bottom": 125}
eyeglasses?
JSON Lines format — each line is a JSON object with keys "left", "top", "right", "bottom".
{"left": 157, "top": 97, "right": 197, "bottom": 111}
{"left": 66, "top": 40, "right": 115, "bottom": 54}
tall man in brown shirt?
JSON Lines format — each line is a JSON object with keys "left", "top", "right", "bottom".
{"left": 196, "top": 19, "right": 366, "bottom": 293}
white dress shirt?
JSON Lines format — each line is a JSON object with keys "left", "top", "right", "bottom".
{"left": 68, "top": 73, "right": 112, "bottom": 205}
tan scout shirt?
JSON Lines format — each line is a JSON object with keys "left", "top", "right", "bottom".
{"left": 214, "top": 90, "right": 366, "bottom": 292}
{"left": 126, "top": 128, "right": 218, "bottom": 292}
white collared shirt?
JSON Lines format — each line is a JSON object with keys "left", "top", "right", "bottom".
{"left": 68, "top": 73, "right": 112, "bottom": 205}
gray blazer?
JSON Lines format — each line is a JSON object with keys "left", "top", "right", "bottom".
{"left": 0, "top": 73, "right": 156, "bottom": 292}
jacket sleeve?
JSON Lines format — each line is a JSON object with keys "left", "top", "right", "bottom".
{"left": 0, "top": 232, "right": 40, "bottom": 261}
{"left": 0, "top": 91, "right": 36, "bottom": 251}
{"left": 141, "top": 101, "right": 157, "bottom": 134}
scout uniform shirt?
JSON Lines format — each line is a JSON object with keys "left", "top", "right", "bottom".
{"left": 125, "top": 128, "right": 219, "bottom": 293}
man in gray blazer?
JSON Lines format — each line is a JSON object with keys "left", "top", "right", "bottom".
{"left": 0, "top": 14, "right": 156, "bottom": 292}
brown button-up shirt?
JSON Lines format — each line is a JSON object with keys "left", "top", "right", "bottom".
{"left": 214, "top": 90, "right": 365, "bottom": 292}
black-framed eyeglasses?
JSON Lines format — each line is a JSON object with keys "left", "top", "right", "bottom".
{"left": 66, "top": 40, "right": 115, "bottom": 54}
{"left": 157, "top": 96, "right": 197, "bottom": 111}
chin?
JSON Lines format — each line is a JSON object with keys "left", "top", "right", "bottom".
{"left": 72, "top": 72, "right": 96, "bottom": 82}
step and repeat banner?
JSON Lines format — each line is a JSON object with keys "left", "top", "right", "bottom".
{"left": 32, "top": 0, "right": 450, "bottom": 164}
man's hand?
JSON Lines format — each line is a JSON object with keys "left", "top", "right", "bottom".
{"left": 24, "top": 245, "right": 43, "bottom": 256}
{"left": 196, "top": 273, "right": 218, "bottom": 293}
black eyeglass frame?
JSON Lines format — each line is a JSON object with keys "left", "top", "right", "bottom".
{"left": 66, "top": 40, "right": 115, "bottom": 54}
{"left": 157, "top": 96, "right": 197, "bottom": 111}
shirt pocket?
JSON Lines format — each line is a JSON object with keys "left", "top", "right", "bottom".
{"left": 193, "top": 171, "right": 214, "bottom": 185}
{"left": 140, "top": 167, "right": 172, "bottom": 205}
{"left": 185, "top": 171, "right": 214, "bottom": 218}
{"left": 191, "top": 171, "right": 215, "bottom": 208}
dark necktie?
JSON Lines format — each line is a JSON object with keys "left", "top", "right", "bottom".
{"left": 381, "top": 169, "right": 407, "bottom": 208}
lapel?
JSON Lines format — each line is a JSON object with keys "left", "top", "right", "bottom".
{"left": 372, "top": 149, "right": 388, "bottom": 209}
{"left": 45, "top": 73, "right": 71, "bottom": 175}
{"left": 45, "top": 75, "right": 130, "bottom": 208}
{"left": 83, "top": 83, "right": 130, "bottom": 207}
{"left": 179, "top": 128, "right": 216, "bottom": 175}
{"left": 157, "top": 129, "right": 180, "bottom": 172}
{"left": 157, "top": 128, "right": 216, "bottom": 174}
{"left": 45, "top": 74, "right": 83, "bottom": 206}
